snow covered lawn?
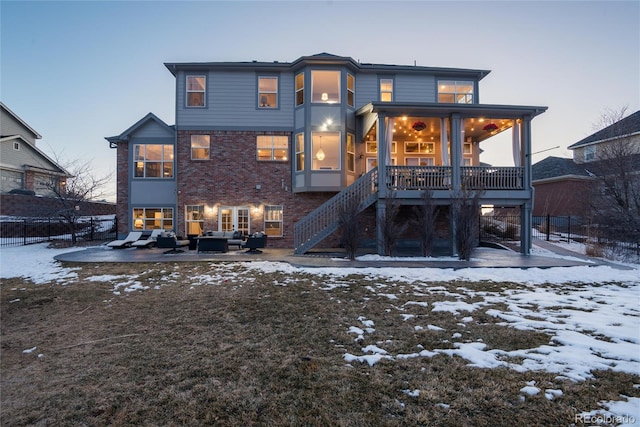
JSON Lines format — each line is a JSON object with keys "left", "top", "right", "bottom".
{"left": 1, "top": 244, "right": 639, "bottom": 426}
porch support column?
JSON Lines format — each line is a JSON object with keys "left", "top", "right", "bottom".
{"left": 449, "top": 114, "right": 462, "bottom": 256}
{"left": 440, "top": 117, "right": 449, "bottom": 166}
{"left": 520, "top": 116, "right": 533, "bottom": 254}
{"left": 376, "top": 114, "right": 388, "bottom": 255}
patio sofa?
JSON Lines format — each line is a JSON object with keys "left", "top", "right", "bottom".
{"left": 202, "top": 230, "right": 245, "bottom": 249}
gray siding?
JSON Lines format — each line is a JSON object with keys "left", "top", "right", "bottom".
{"left": 134, "top": 120, "right": 175, "bottom": 138}
{"left": 176, "top": 70, "right": 294, "bottom": 129}
{"left": 0, "top": 110, "right": 38, "bottom": 145}
{"left": 355, "top": 74, "right": 379, "bottom": 107}
{"left": 396, "top": 74, "right": 436, "bottom": 103}
{"left": 131, "top": 181, "right": 176, "bottom": 204}
{"left": 0, "top": 140, "right": 60, "bottom": 171}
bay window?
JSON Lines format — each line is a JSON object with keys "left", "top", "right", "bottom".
{"left": 346, "top": 133, "right": 355, "bottom": 172}
{"left": 295, "top": 133, "right": 304, "bottom": 171}
{"left": 295, "top": 73, "right": 304, "bottom": 106}
{"left": 347, "top": 73, "right": 355, "bottom": 107}
{"left": 311, "top": 70, "right": 340, "bottom": 104}
{"left": 312, "top": 132, "right": 340, "bottom": 170}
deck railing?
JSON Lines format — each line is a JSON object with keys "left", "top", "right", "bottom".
{"left": 385, "top": 166, "right": 524, "bottom": 191}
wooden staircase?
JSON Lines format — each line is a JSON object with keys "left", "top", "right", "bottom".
{"left": 293, "top": 168, "right": 379, "bottom": 254}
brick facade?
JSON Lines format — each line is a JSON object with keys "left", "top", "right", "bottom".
{"left": 116, "top": 143, "right": 129, "bottom": 234}
{"left": 532, "top": 179, "right": 593, "bottom": 216}
{"left": 176, "top": 130, "right": 342, "bottom": 248}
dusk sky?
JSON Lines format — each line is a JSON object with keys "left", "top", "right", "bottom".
{"left": 2, "top": 0, "right": 638, "bottom": 202}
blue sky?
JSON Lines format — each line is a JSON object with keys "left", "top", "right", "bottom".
{"left": 2, "top": 0, "right": 638, "bottom": 201}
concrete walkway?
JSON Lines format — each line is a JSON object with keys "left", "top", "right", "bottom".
{"left": 54, "top": 240, "right": 635, "bottom": 270}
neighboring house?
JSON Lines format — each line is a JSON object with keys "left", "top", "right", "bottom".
{"left": 107, "top": 53, "right": 547, "bottom": 255}
{"left": 0, "top": 102, "right": 70, "bottom": 196}
{"left": 532, "top": 110, "right": 640, "bottom": 216}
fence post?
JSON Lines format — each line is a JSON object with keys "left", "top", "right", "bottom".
{"left": 48, "top": 218, "right": 52, "bottom": 241}
{"left": 90, "top": 217, "right": 94, "bottom": 241}
{"left": 567, "top": 215, "right": 571, "bottom": 243}
{"left": 546, "top": 214, "right": 550, "bottom": 241}
{"left": 23, "top": 220, "right": 27, "bottom": 246}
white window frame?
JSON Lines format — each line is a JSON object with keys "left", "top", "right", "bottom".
{"left": 584, "top": 145, "right": 596, "bottom": 162}
{"left": 264, "top": 205, "right": 283, "bottom": 237}
{"left": 437, "top": 80, "right": 474, "bottom": 104}
{"left": 13, "top": 142, "right": 20, "bottom": 151}
{"left": 295, "top": 133, "right": 304, "bottom": 172}
{"left": 256, "top": 135, "right": 288, "bottom": 161}
{"left": 133, "top": 207, "right": 174, "bottom": 231}
{"left": 365, "top": 140, "right": 396, "bottom": 154}
{"left": 185, "top": 205, "right": 205, "bottom": 236}
{"left": 218, "top": 206, "right": 250, "bottom": 235}
{"left": 186, "top": 75, "right": 206, "bottom": 107}
{"left": 311, "top": 70, "right": 340, "bottom": 104}
{"left": 404, "top": 141, "right": 434, "bottom": 154}
{"left": 311, "top": 131, "right": 341, "bottom": 171}
{"left": 295, "top": 72, "right": 304, "bottom": 106}
{"left": 346, "top": 133, "right": 355, "bottom": 173}
{"left": 191, "top": 135, "right": 210, "bottom": 160}
{"left": 133, "top": 144, "right": 174, "bottom": 178}
{"left": 380, "top": 78, "right": 393, "bottom": 102}
{"left": 405, "top": 157, "right": 435, "bottom": 166}
{"left": 347, "top": 73, "right": 355, "bottom": 107}
{"left": 258, "top": 76, "right": 278, "bottom": 109}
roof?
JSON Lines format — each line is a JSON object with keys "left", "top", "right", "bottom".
{"left": 532, "top": 156, "right": 594, "bottom": 181}
{"left": 0, "top": 102, "right": 42, "bottom": 140}
{"left": 105, "top": 112, "right": 174, "bottom": 148}
{"left": 568, "top": 110, "right": 640, "bottom": 149}
{"left": 165, "top": 52, "right": 491, "bottom": 80}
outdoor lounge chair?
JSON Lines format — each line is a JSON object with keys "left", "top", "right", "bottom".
{"left": 107, "top": 231, "right": 143, "bottom": 248}
{"left": 131, "top": 229, "right": 164, "bottom": 249}
{"left": 156, "top": 235, "right": 190, "bottom": 254}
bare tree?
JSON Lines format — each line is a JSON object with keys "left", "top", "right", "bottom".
{"left": 45, "top": 158, "right": 113, "bottom": 244}
{"left": 591, "top": 106, "right": 628, "bottom": 133}
{"left": 411, "top": 189, "right": 439, "bottom": 257}
{"left": 378, "top": 191, "right": 406, "bottom": 256}
{"left": 451, "top": 185, "right": 483, "bottom": 261}
{"left": 338, "top": 198, "right": 361, "bottom": 261}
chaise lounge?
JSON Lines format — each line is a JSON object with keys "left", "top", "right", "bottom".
{"left": 131, "top": 229, "right": 164, "bottom": 249}
{"left": 107, "top": 231, "right": 143, "bottom": 249}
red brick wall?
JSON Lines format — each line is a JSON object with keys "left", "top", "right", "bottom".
{"left": 533, "top": 179, "right": 593, "bottom": 216}
{"left": 176, "top": 130, "right": 342, "bottom": 249}
{"left": 116, "top": 143, "right": 129, "bottom": 234}
{"left": 0, "top": 194, "right": 115, "bottom": 217}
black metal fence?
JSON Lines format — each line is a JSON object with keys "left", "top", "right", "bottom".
{"left": 0, "top": 216, "right": 117, "bottom": 247}
{"left": 480, "top": 214, "right": 639, "bottom": 260}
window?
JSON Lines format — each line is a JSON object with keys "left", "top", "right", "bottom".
{"left": 191, "top": 135, "right": 210, "bottom": 160}
{"left": 312, "top": 132, "right": 340, "bottom": 170}
{"left": 438, "top": 80, "right": 474, "bottom": 104}
{"left": 264, "top": 205, "right": 283, "bottom": 237}
{"left": 585, "top": 145, "right": 596, "bottom": 162}
{"left": 347, "top": 73, "right": 355, "bottom": 107}
{"left": 405, "top": 157, "right": 434, "bottom": 166}
{"left": 186, "top": 75, "right": 206, "bottom": 107}
{"left": 295, "top": 73, "right": 304, "bottom": 106}
{"left": 295, "top": 133, "right": 304, "bottom": 171}
{"left": 463, "top": 143, "right": 472, "bottom": 154}
{"left": 219, "top": 206, "right": 249, "bottom": 235}
{"left": 365, "top": 140, "right": 396, "bottom": 154}
{"left": 311, "top": 70, "right": 340, "bottom": 103}
{"left": 13, "top": 142, "right": 20, "bottom": 151}
{"left": 258, "top": 76, "right": 278, "bottom": 108}
{"left": 380, "top": 78, "right": 393, "bottom": 102}
{"left": 132, "top": 208, "right": 173, "bottom": 230}
{"left": 346, "top": 133, "right": 355, "bottom": 172}
{"left": 134, "top": 144, "right": 174, "bottom": 178}
{"left": 256, "top": 135, "right": 288, "bottom": 161}
{"left": 185, "top": 205, "right": 204, "bottom": 235}
{"left": 404, "top": 141, "right": 434, "bottom": 154}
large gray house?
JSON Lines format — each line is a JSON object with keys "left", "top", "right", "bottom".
{"left": 0, "top": 102, "right": 69, "bottom": 196}
{"left": 107, "top": 53, "right": 547, "bottom": 255}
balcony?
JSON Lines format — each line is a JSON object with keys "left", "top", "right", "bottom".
{"left": 385, "top": 165, "right": 524, "bottom": 191}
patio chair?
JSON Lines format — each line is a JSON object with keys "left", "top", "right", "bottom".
{"left": 242, "top": 233, "right": 267, "bottom": 254}
{"left": 131, "top": 229, "right": 164, "bottom": 249}
{"left": 107, "top": 231, "right": 143, "bottom": 248}
{"left": 156, "top": 235, "right": 190, "bottom": 254}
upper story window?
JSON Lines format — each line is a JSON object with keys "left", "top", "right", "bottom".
{"left": 438, "top": 80, "right": 474, "bottom": 104}
{"left": 295, "top": 73, "right": 304, "bottom": 106}
{"left": 584, "top": 145, "right": 596, "bottom": 162}
{"left": 258, "top": 76, "right": 278, "bottom": 108}
{"left": 347, "top": 74, "right": 355, "bottom": 107}
{"left": 380, "top": 78, "right": 393, "bottom": 102}
{"left": 256, "top": 135, "right": 288, "bottom": 161}
{"left": 134, "top": 144, "right": 173, "bottom": 178}
{"left": 295, "top": 133, "right": 304, "bottom": 172}
{"left": 13, "top": 142, "right": 20, "bottom": 151}
{"left": 186, "top": 75, "right": 206, "bottom": 107}
{"left": 191, "top": 135, "right": 210, "bottom": 160}
{"left": 311, "top": 70, "right": 340, "bottom": 104}
{"left": 312, "top": 132, "right": 340, "bottom": 170}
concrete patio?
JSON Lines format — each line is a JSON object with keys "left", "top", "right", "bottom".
{"left": 54, "top": 239, "right": 634, "bottom": 270}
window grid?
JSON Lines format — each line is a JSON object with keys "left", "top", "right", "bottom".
{"left": 437, "top": 80, "right": 474, "bottom": 104}
{"left": 295, "top": 133, "right": 304, "bottom": 172}
{"left": 257, "top": 135, "right": 288, "bottom": 161}
{"left": 185, "top": 205, "right": 204, "bottom": 235}
{"left": 380, "top": 79, "right": 393, "bottom": 102}
{"left": 133, "top": 144, "right": 174, "bottom": 178}
{"left": 133, "top": 207, "right": 173, "bottom": 231}
{"left": 295, "top": 73, "right": 304, "bottom": 106}
{"left": 264, "top": 205, "right": 283, "bottom": 237}
{"left": 346, "top": 133, "right": 355, "bottom": 172}
{"left": 186, "top": 75, "right": 206, "bottom": 107}
{"left": 347, "top": 74, "right": 355, "bottom": 107}
{"left": 191, "top": 135, "right": 210, "bottom": 160}
{"left": 258, "top": 76, "right": 278, "bottom": 108}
